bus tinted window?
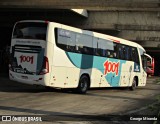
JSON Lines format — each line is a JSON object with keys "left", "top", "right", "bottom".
{"left": 13, "top": 22, "right": 47, "bottom": 40}
{"left": 113, "top": 43, "right": 119, "bottom": 59}
{"left": 57, "top": 29, "right": 76, "bottom": 51}
{"left": 57, "top": 28, "right": 93, "bottom": 54}
{"left": 97, "top": 39, "right": 108, "bottom": 57}
{"left": 67, "top": 31, "right": 76, "bottom": 52}
{"left": 75, "top": 34, "right": 93, "bottom": 54}
{"left": 93, "top": 38, "right": 114, "bottom": 57}
{"left": 125, "top": 46, "right": 130, "bottom": 60}
{"left": 93, "top": 37, "right": 99, "bottom": 55}
{"left": 131, "top": 47, "right": 139, "bottom": 64}
{"left": 102, "top": 39, "right": 114, "bottom": 57}
{"left": 118, "top": 45, "right": 125, "bottom": 60}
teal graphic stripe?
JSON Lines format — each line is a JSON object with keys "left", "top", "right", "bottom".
{"left": 66, "top": 52, "right": 126, "bottom": 87}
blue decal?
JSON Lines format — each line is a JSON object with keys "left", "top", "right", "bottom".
{"left": 134, "top": 62, "right": 140, "bottom": 72}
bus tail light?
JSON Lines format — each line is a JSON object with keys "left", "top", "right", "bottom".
{"left": 39, "top": 56, "right": 49, "bottom": 75}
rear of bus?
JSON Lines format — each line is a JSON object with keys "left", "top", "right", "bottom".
{"left": 145, "top": 53, "right": 155, "bottom": 76}
{"left": 147, "top": 57, "right": 155, "bottom": 76}
{"left": 9, "top": 20, "right": 50, "bottom": 86}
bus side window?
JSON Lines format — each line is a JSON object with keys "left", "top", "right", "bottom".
{"left": 93, "top": 37, "right": 99, "bottom": 56}
{"left": 122, "top": 45, "right": 126, "bottom": 60}
{"left": 118, "top": 45, "right": 125, "bottom": 60}
{"left": 127, "top": 46, "right": 131, "bottom": 61}
{"left": 98, "top": 39, "right": 108, "bottom": 57}
{"left": 67, "top": 31, "right": 76, "bottom": 52}
{"left": 75, "top": 33, "right": 93, "bottom": 54}
{"left": 56, "top": 28, "right": 68, "bottom": 51}
{"left": 132, "top": 48, "right": 135, "bottom": 62}
{"left": 56, "top": 28, "right": 76, "bottom": 52}
{"left": 129, "top": 47, "right": 133, "bottom": 61}
{"left": 131, "top": 47, "right": 139, "bottom": 64}
{"left": 118, "top": 45, "right": 121, "bottom": 59}
{"left": 125, "top": 46, "right": 130, "bottom": 60}
{"left": 108, "top": 50, "right": 114, "bottom": 58}
{"left": 113, "top": 43, "right": 118, "bottom": 59}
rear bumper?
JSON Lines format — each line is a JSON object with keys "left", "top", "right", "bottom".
{"left": 9, "top": 70, "right": 48, "bottom": 86}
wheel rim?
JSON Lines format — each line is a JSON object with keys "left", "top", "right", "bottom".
{"left": 132, "top": 78, "right": 136, "bottom": 88}
{"left": 80, "top": 79, "right": 88, "bottom": 92}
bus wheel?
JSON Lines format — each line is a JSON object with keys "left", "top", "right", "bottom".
{"left": 129, "top": 77, "right": 137, "bottom": 91}
{"left": 45, "top": 86, "right": 53, "bottom": 91}
{"left": 77, "top": 75, "right": 89, "bottom": 94}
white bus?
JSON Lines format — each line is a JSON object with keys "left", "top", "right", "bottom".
{"left": 9, "top": 20, "right": 147, "bottom": 93}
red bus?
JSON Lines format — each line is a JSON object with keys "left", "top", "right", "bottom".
{"left": 145, "top": 54, "right": 154, "bottom": 76}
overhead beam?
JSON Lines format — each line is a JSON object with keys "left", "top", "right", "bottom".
{"left": 116, "top": 30, "right": 160, "bottom": 47}
{"left": 0, "top": 0, "right": 159, "bottom": 10}
{"left": 71, "top": 9, "right": 88, "bottom": 18}
{"left": 78, "top": 11, "right": 160, "bottom": 31}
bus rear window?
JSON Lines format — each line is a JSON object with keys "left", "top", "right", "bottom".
{"left": 13, "top": 22, "right": 47, "bottom": 40}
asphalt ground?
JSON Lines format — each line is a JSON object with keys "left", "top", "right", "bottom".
{"left": 0, "top": 76, "right": 160, "bottom": 124}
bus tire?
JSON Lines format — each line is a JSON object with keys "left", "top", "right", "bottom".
{"left": 129, "top": 77, "right": 137, "bottom": 91}
{"left": 45, "top": 86, "right": 53, "bottom": 91}
{"left": 77, "top": 75, "right": 89, "bottom": 94}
